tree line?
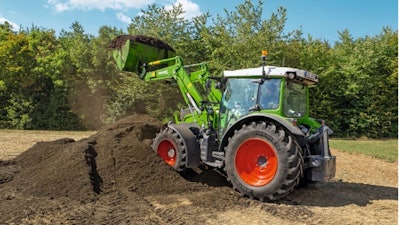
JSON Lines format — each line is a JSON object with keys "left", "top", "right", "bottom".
{"left": 0, "top": 0, "right": 397, "bottom": 138}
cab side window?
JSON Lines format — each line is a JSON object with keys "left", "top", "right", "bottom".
{"left": 283, "top": 81, "right": 307, "bottom": 117}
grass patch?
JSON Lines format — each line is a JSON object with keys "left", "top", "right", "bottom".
{"left": 330, "top": 139, "right": 398, "bottom": 163}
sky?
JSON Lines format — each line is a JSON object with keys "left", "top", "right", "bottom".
{"left": 0, "top": 0, "right": 397, "bottom": 42}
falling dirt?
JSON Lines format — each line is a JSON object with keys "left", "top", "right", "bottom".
{"left": 0, "top": 114, "right": 397, "bottom": 224}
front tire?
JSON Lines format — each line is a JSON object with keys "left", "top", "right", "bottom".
{"left": 152, "top": 127, "right": 186, "bottom": 172}
{"left": 224, "top": 121, "right": 302, "bottom": 201}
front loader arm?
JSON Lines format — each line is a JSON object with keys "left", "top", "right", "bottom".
{"left": 139, "top": 56, "right": 202, "bottom": 111}
{"left": 184, "top": 62, "right": 222, "bottom": 104}
{"left": 139, "top": 56, "right": 218, "bottom": 115}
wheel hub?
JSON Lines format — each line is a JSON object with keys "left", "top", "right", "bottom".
{"left": 167, "top": 148, "right": 176, "bottom": 158}
{"left": 257, "top": 155, "right": 268, "bottom": 169}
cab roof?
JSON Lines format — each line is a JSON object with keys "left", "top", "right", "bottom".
{"left": 223, "top": 66, "right": 319, "bottom": 85}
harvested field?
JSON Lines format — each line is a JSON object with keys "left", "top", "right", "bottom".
{"left": 0, "top": 130, "right": 96, "bottom": 160}
{"left": 0, "top": 114, "right": 397, "bottom": 224}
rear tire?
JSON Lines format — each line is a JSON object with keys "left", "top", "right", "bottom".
{"left": 224, "top": 121, "right": 302, "bottom": 201}
{"left": 152, "top": 127, "right": 186, "bottom": 172}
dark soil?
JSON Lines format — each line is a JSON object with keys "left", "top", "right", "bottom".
{"left": 0, "top": 114, "right": 210, "bottom": 200}
{"left": 0, "top": 114, "right": 236, "bottom": 224}
{"left": 108, "top": 35, "right": 175, "bottom": 52}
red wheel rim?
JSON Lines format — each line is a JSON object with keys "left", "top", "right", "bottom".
{"left": 235, "top": 138, "right": 278, "bottom": 186}
{"left": 157, "top": 140, "right": 176, "bottom": 166}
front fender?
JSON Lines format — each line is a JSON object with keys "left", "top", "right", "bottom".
{"left": 167, "top": 123, "right": 201, "bottom": 168}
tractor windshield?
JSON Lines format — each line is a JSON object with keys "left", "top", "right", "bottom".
{"left": 219, "top": 79, "right": 257, "bottom": 132}
{"left": 221, "top": 78, "right": 282, "bottom": 113}
{"left": 219, "top": 78, "right": 282, "bottom": 134}
{"left": 221, "top": 79, "right": 257, "bottom": 115}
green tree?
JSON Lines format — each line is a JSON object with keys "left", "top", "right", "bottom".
{"left": 0, "top": 26, "right": 84, "bottom": 130}
{"left": 0, "top": 33, "right": 35, "bottom": 128}
{"left": 128, "top": 3, "right": 191, "bottom": 53}
{"left": 59, "top": 22, "right": 102, "bottom": 129}
{"left": 198, "top": 0, "right": 302, "bottom": 73}
{"left": 311, "top": 28, "right": 398, "bottom": 138}
{"left": 26, "top": 26, "right": 82, "bottom": 130}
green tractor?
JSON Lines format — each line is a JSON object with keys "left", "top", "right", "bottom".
{"left": 110, "top": 35, "right": 336, "bottom": 201}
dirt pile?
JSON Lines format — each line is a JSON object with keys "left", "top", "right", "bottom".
{"left": 0, "top": 114, "right": 208, "bottom": 202}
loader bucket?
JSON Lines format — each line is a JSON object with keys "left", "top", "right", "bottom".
{"left": 109, "top": 35, "right": 176, "bottom": 73}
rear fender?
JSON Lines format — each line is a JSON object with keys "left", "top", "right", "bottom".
{"left": 167, "top": 123, "right": 201, "bottom": 168}
{"left": 220, "top": 113, "right": 305, "bottom": 152}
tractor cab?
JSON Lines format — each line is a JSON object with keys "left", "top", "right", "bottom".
{"left": 219, "top": 66, "right": 320, "bottom": 136}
